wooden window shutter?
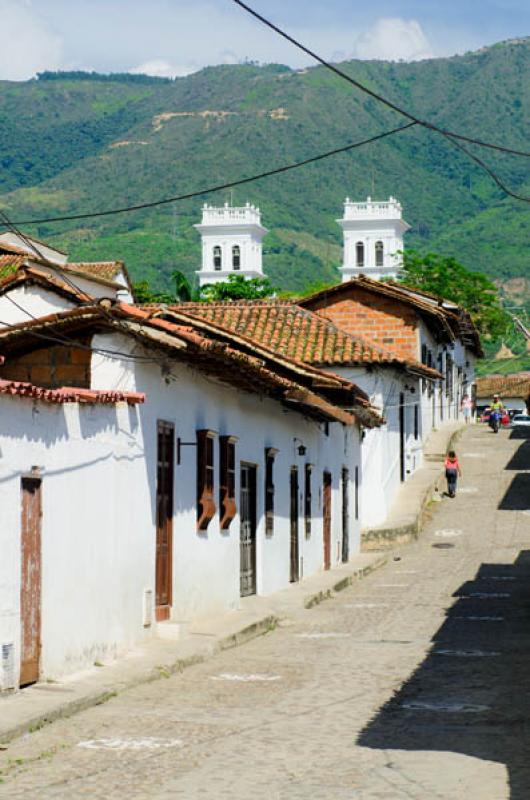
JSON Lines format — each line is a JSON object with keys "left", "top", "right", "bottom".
{"left": 304, "top": 464, "right": 312, "bottom": 538}
{"left": 197, "top": 429, "right": 216, "bottom": 531}
{"left": 219, "top": 436, "right": 237, "bottom": 530}
{"left": 264, "top": 447, "right": 278, "bottom": 536}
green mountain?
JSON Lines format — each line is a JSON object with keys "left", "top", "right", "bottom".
{"left": 0, "top": 39, "right": 529, "bottom": 298}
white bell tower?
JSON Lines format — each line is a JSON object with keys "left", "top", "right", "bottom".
{"left": 195, "top": 202, "right": 268, "bottom": 287}
{"left": 337, "top": 196, "right": 410, "bottom": 282}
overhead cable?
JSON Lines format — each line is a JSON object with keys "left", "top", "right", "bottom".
{"left": 231, "top": 0, "right": 530, "bottom": 158}
{"left": 0, "top": 123, "right": 417, "bottom": 227}
{"left": 232, "top": 0, "right": 530, "bottom": 202}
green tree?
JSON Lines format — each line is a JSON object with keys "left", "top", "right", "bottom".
{"left": 133, "top": 270, "right": 195, "bottom": 303}
{"left": 199, "top": 275, "right": 276, "bottom": 302}
{"left": 398, "top": 250, "right": 510, "bottom": 339}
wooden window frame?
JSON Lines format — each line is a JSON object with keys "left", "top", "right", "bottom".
{"left": 355, "top": 241, "right": 365, "bottom": 268}
{"left": 197, "top": 429, "right": 216, "bottom": 531}
{"left": 219, "top": 436, "right": 237, "bottom": 530}
{"left": 264, "top": 447, "right": 278, "bottom": 537}
{"left": 304, "top": 463, "right": 312, "bottom": 539}
{"left": 232, "top": 245, "right": 241, "bottom": 271}
{"left": 375, "top": 240, "right": 384, "bottom": 267}
{"left": 213, "top": 246, "right": 222, "bottom": 271}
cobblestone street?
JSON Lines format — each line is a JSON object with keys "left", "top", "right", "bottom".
{"left": 1, "top": 424, "right": 529, "bottom": 800}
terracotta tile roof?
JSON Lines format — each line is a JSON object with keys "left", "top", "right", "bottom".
{"left": 0, "top": 265, "right": 91, "bottom": 303}
{"left": 161, "top": 301, "right": 441, "bottom": 380}
{"left": 0, "top": 302, "right": 383, "bottom": 427}
{"left": 300, "top": 275, "right": 457, "bottom": 342}
{"left": 0, "top": 379, "right": 144, "bottom": 405}
{"left": 476, "top": 373, "right": 530, "bottom": 399}
{"left": 66, "top": 261, "right": 126, "bottom": 282}
{"left": 0, "top": 254, "right": 27, "bottom": 279}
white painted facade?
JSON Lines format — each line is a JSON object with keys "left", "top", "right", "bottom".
{"left": 330, "top": 366, "right": 422, "bottom": 528}
{"left": 338, "top": 197, "right": 410, "bottom": 282}
{"left": 0, "top": 330, "right": 361, "bottom": 689}
{"left": 0, "top": 284, "right": 75, "bottom": 327}
{"left": 195, "top": 203, "right": 268, "bottom": 287}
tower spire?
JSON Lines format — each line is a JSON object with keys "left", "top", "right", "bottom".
{"left": 337, "top": 196, "right": 410, "bottom": 282}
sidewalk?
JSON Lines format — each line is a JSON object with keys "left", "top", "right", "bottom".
{"left": 0, "top": 552, "right": 386, "bottom": 745}
{"left": 362, "top": 422, "right": 465, "bottom": 550}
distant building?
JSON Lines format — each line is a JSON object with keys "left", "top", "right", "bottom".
{"left": 338, "top": 196, "right": 410, "bottom": 282}
{"left": 195, "top": 202, "right": 268, "bottom": 287}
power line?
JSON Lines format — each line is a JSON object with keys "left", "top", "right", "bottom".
{"left": 232, "top": 0, "right": 530, "bottom": 203}
{"left": 0, "top": 123, "right": 416, "bottom": 227}
{"left": 231, "top": 0, "right": 530, "bottom": 158}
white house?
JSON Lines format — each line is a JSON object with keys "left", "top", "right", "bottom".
{"left": 173, "top": 300, "right": 441, "bottom": 530}
{"left": 0, "top": 232, "right": 134, "bottom": 325}
{"left": 299, "top": 276, "right": 482, "bottom": 526}
{"left": 337, "top": 196, "right": 411, "bottom": 282}
{"left": 194, "top": 203, "right": 268, "bottom": 287}
{"left": 0, "top": 301, "right": 380, "bottom": 690}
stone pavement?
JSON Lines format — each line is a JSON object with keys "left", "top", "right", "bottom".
{"left": 1, "top": 423, "right": 529, "bottom": 799}
{"left": 363, "top": 421, "right": 464, "bottom": 549}
{"left": 0, "top": 421, "right": 461, "bottom": 747}
{"left": 0, "top": 552, "right": 387, "bottom": 745}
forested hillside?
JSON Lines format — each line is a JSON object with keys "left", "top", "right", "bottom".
{"left": 0, "top": 39, "right": 528, "bottom": 298}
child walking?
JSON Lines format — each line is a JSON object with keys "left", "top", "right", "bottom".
{"left": 445, "top": 450, "right": 462, "bottom": 498}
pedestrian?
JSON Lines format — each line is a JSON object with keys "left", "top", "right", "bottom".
{"left": 461, "top": 393, "right": 472, "bottom": 424}
{"left": 445, "top": 450, "right": 462, "bottom": 498}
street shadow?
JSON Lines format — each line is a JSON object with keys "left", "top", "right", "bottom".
{"left": 509, "top": 428, "right": 530, "bottom": 441}
{"left": 505, "top": 441, "right": 530, "bottom": 471}
{"left": 498, "top": 475, "right": 530, "bottom": 510}
{"left": 358, "top": 551, "right": 530, "bottom": 799}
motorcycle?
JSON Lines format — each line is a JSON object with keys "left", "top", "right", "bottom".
{"left": 489, "top": 409, "right": 502, "bottom": 433}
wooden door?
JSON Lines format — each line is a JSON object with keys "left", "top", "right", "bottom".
{"left": 323, "top": 471, "right": 332, "bottom": 570}
{"left": 240, "top": 464, "right": 257, "bottom": 597}
{"left": 20, "top": 477, "right": 42, "bottom": 687}
{"left": 156, "top": 421, "right": 174, "bottom": 622}
{"left": 341, "top": 468, "right": 349, "bottom": 564}
{"left": 290, "top": 467, "right": 299, "bottom": 583}
{"left": 399, "top": 393, "right": 406, "bottom": 482}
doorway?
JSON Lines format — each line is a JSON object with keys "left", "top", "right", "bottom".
{"left": 399, "top": 393, "right": 406, "bottom": 482}
{"left": 240, "top": 463, "right": 257, "bottom": 597}
{"left": 323, "top": 471, "right": 332, "bottom": 570}
{"left": 20, "top": 477, "right": 42, "bottom": 687}
{"left": 156, "top": 421, "right": 174, "bottom": 622}
{"left": 290, "top": 467, "right": 299, "bottom": 582}
{"left": 341, "top": 468, "right": 349, "bottom": 564}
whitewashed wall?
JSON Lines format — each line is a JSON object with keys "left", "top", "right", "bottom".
{"left": 0, "top": 396, "right": 151, "bottom": 687}
{"left": 0, "top": 285, "right": 75, "bottom": 328}
{"left": 92, "top": 332, "right": 361, "bottom": 618}
{"left": 0, "top": 332, "right": 361, "bottom": 687}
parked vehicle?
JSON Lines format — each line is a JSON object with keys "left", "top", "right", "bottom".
{"left": 511, "top": 413, "right": 530, "bottom": 428}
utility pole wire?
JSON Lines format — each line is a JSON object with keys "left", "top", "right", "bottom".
{"left": 231, "top": 0, "right": 530, "bottom": 203}
{"left": 0, "top": 123, "right": 417, "bottom": 227}
{"left": 231, "top": 0, "right": 530, "bottom": 158}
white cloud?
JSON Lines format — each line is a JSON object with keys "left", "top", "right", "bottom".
{"left": 0, "top": 0, "right": 63, "bottom": 80}
{"left": 130, "top": 59, "right": 196, "bottom": 78}
{"left": 354, "top": 17, "right": 434, "bottom": 61}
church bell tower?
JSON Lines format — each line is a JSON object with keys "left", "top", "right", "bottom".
{"left": 337, "top": 196, "right": 410, "bottom": 282}
{"left": 195, "top": 202, "right": 268, "bottom": 288}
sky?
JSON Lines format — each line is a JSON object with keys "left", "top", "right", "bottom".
{"left": 1, "top": 0, "right": 529, "bottom": 81}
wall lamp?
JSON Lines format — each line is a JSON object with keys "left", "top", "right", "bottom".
{"left": 294, "top": 438, "right": 307, "bottom": 456}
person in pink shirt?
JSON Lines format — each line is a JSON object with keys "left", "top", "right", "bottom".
{"left": 445, "top": 450, "right": 462, "bottom": 498}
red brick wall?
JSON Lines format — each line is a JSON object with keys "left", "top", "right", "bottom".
{"left": 0, "top": 338, "right": 92, "bottom": 388}
{"left": 309, "top": 287, "right": 420, "bottom": 360}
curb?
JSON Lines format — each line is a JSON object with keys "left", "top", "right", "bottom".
{"left": 0, "top": 558, "right": 390, "bottom": 745}
{"left": 362, "top": 425, "right": 466, "bottom": 551}
{"left": 0, "top": 615, "right": 279, "bottom": 746}
{"left": 303, "top": 556, "right": 388, "bottom": 609}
